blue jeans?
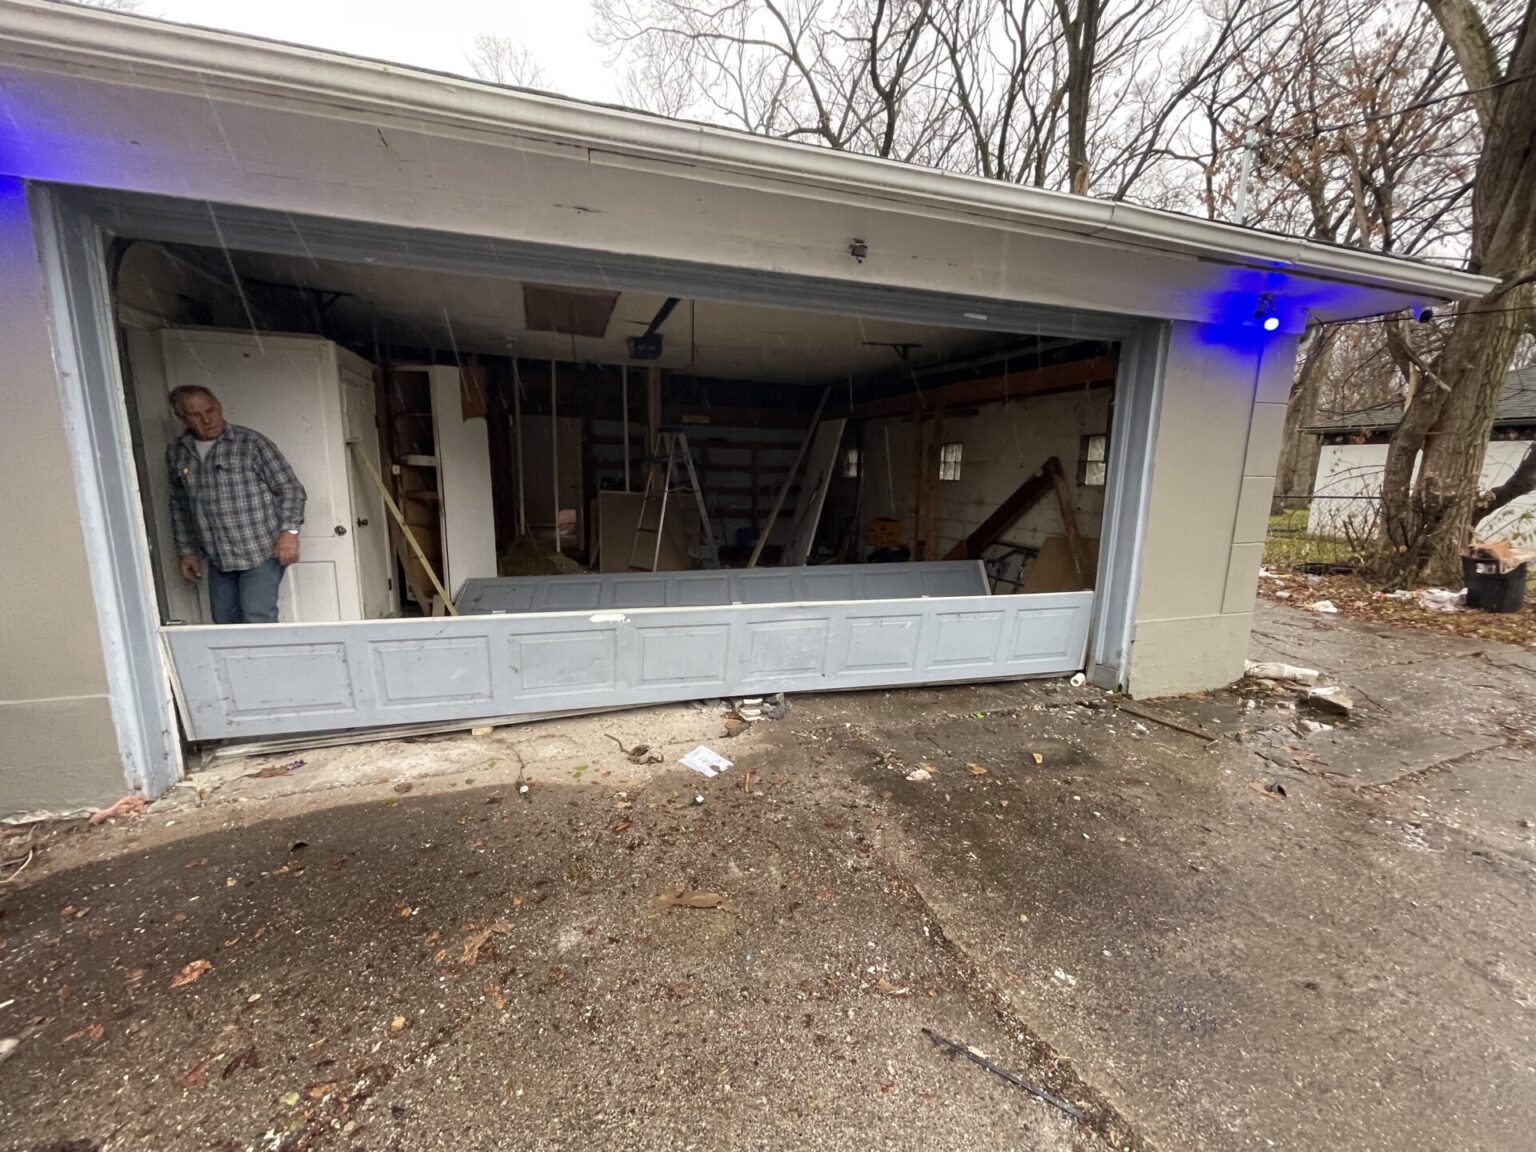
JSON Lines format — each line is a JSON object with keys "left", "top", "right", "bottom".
{"left": 207, "top": 557, "right": 285, "bottom": 624}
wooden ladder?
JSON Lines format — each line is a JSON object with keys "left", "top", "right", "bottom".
{"left": 627, "top": 430, "right": 721, "bottom": 571}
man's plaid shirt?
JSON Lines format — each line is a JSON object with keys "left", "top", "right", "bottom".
{"left": 167, "top": 424, "right": 307, "bottom": 573}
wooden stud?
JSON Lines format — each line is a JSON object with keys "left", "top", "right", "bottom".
{"left": 924, "top": 405, "right": 946, "bottom": 560}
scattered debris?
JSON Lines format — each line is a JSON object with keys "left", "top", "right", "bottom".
{"left": 220, "top": 1045, "right": 261, "bottom": 1080}
{"left": 722, "top": 717, "right": 749, "bottom": 738}
{"left": 905, "top": 766, "right": 933, "bottom": 783}
{"left": 1069, "top": 672, "right": 1087, "bottom": 688}
{"left": 1305, "top": 686, "right": 1354, "bottom": 718}
{"left": 389, "top": 1016, "right": 407, "bottom": 1033}
{"left": 651, "top": 888, "right": 735, "bottom": 915}
{"left": 170, "top": 959, "right": 212, "bottom": 988}
{"left": 966, "top": 763, "right": 988, "bottom": 776}
{"left": 1249, "top": 781, "right": 1287, "bottom": 800}
{"left": 0, "top": 1038, "right": 19, "bottom": 1067}
{"left": 874, "top": 977, "right": 911, "bottom": 996}
{"left": 1245, "top": 660, "right": 1320, "bottom": 685}
{"left": 604, "top": 734, "right": 663, "bottom": 764}
{"left": 471, "top": 726, "right": 493, "bottom": 736}
{"left": 244, "top": 759, "right": 304, "bottom": 780}
{"left": 1310, "top": 600, "right": 1340, "bottom": 614}
{"left": 919, "top": 1027, "right": 1084, "bottom": 1120}
{"left": 1052, "top": 968, "right": 1078, "bottom": 987}
{"left": 392, "top": 782, "right": 414, "bottom": 794}
{"left": 1417, "top": 587, "right": 1466, "bottom": 614}
{"left": 1031, "top": 752, "right": 1045, "bottom": 765}
{"left": 462, "top": 921, "right": 515, "bottom": 967}
{"left": 88, "top": 794, "right": 147, "bottom": 825}
{"left": 1116, "top": 703, "right": 1218, "bottom": 743}
{"left": 1298, "top": 719, "right": 1333, "bottom": 735}
{"left": 680, "top": 746, "right": 732, "bottom": 777}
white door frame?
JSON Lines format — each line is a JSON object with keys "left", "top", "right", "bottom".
{"left": 32, "top": 183, "right": 1165, "bottom": 793}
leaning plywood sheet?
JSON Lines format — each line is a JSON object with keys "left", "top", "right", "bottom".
{"left": 456, "top": 560, "right": 989, "bottom": 614}
{"left": 430, "top": 366, "right": 497, "bottom": 597}
{"left": 161, "top": 587, "right": 1090, "bottom": 741}
{"left": 595, "top": 490, "right": 696, "bottom": 573}
{"left": 1023, "top": 536, "right": 1100, "bottom": 593}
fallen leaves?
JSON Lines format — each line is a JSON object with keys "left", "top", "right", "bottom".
{"left": 389, "top": 1016, "right": 407, "bottom": 1034}
{"left": 965, "top": 764, "right": 988, "bottom": 777}
{"left": 461, "top": 921, "right": 515, "bottom": 967}
{"left": 651, "top": 888, "right": 736, "bottom": 916}
{"left": 171, "top": 959, "right": 212, "bottom": 988}
{"left": 874, "top": 977, "right": 911, "bottom": 996}
{"left": 220, "top": 1045, "right": 261, "bottom": 1079}
{"left": 88, "top": 794, "right": 147, "bottom": 825}
{"left": 1031, "top": 752, "right": 1045, "bottom": 765}
{"left": 244, "top": 759, "right": 303, "bottom": 780}
{"left": 611, "top": 819, "right": 633, "bottom": 835}
{"left": 178, "top": 1061, "right": 207, "bottom": 1089}
{"left": 62, "top": 1023, "right": 104, "bottom": 1043}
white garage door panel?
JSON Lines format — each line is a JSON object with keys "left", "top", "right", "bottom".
{"left": 163, "top": 591, "right": 1093, "bottom": 741}
{"left": 454, "top": 561, "right": 990, "bottom": 615}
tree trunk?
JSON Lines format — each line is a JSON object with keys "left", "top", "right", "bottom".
{"left": 1374, "top": 0, "right": 1536, "bottom": 583}
{"left": 1413, "top": 298, "right": 1531, "bottom": 576}
{"left": 1477, "top": 438, "right": 1536, "bottom": 520}
{"left": 1272, "top": 325, "right": 1335, "bottom": 513}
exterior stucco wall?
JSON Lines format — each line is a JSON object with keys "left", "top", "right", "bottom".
{"left": 0, "top": 175, "right": 123, "bottom": 813}
{"left": 1128, "top": 321, "right": 1297, "bottom": 698}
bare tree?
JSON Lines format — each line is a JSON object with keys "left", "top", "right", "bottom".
{"left": 1375, "top": 0, "right": 1535, "bottom": 580}
{"left": 466, "top": 32, "right": 548, "bottom": 89}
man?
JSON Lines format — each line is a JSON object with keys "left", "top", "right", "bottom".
{"left": 166, "top": 385, "right": 307, "bottom": 624}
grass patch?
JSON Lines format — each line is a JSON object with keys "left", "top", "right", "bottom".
{"left": 1263, "top": 509, "right": 1355, "bottom": 571}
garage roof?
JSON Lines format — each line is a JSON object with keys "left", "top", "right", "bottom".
{"left": 0, "top": 0, "right": 1498, "bottom": 326}
{"left": 1308, "top": 365, "right": 1536, "bottom": 435}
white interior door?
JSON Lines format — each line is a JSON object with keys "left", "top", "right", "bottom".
{"left": 160, "top": 330, "right": 360, "bottom": 622}
{"left": 341, "top": 366, "right": 394, "bottom": 617}
{"left": 430, "top": 366, "right": 497, "bottom": 598}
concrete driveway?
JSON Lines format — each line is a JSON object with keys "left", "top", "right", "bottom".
{"left": 2, "top": 602, "right": 1532, "bottom": 1151}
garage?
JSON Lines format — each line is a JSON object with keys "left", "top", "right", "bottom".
{"left": 2, "top": 3, "right": 1490, "bottom": 812}
{"left": 80, "top": 195, "right": 1141, "bottom": 757}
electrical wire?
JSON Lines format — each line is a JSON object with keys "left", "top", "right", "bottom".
{"left": 1316, "top": 303, "right": 1535, "bottom": 329}
{"left": 1254, "top": 70, "right": 1536, "bottom": 142}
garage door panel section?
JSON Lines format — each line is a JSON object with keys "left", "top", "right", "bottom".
{"left": 455, "top": 561, "right": 989, "bottom": 614}
{"left": 372, "top": 637, "right": 494, "bottom": 709}
{"left": 510, "top": 628, "right": 619, "bottom": 701}
{"left": 162, "top": 591, "right": 1092, "bottom": 740}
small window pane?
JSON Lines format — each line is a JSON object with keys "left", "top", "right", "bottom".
{"left": 1079, "top": 434, "right": 1107, "bottom": 487}
{"left": 939, "top": 442, "right": 962, "bottom": 481}
{"left": 843, "top": 447, "right": 861, "bottom": 478}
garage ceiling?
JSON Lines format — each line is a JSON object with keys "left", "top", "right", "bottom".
{"left": 213, "top": 248, "right": 1012, "bottom": 384}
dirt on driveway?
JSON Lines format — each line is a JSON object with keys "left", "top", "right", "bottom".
{"left": 2, "top": 602, "right": 1533, "bottom": 1151}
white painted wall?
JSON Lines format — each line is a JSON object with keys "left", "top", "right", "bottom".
{"left": 1311, "top": 439, "right": 1536, "bottom": 546}
{"left": 429, "top": 366, "right": 498, "bottom": 598}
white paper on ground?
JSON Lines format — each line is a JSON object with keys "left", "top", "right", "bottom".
{"left": 680, "top": 746, "right": 733, "bottom": 777}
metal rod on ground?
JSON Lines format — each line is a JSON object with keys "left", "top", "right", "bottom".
{"left": 512, "top": 357, "right": 526, "bottom": 537}
{"left": 919, "top": 1028, "right": 1084, "bottom": 1121}
{"left": 550, "top": 358, "right": 561, "bottom": 554}
{"left": 1116, "top": 702, "right": 1218, "bottom": 742}
{"left": 347, "top": 441, "right": 457, "bottom": 616}
{"left": 747, "top": 384, "right": 830, "bottom": 568}
{"left": 622, "top": 365, "right": 631, "bottom": 493}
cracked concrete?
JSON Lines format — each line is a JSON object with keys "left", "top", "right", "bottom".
{"left": 3, "top": 602, "right": 1533, "bottom": 1151}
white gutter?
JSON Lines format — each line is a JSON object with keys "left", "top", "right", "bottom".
{"left": 0, "top": 0, "right": 1496, "bottom": 303}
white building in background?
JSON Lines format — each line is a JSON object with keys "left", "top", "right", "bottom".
{"left": 1307, "top": 366, "right": 1536, "bottom": 547}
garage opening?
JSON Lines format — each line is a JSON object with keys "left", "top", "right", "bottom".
{"left": 40, "top": 187, "right": 1160, "bottom": 776}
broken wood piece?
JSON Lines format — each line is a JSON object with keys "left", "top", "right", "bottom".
{"left": 1116, "top": 703, "right": 1218, "bottom": 742}
{"left": 943, "top": 459, "right": 1060, "bottom": 561}
{"left": 1047, "top": 461, "right": 1091, "bottom": 585}
{"left": 651, "top": 888, "right": 736, "bottom": 916}
{"left": 919, "top": 1027, "right": 1084, "bottom": 1120}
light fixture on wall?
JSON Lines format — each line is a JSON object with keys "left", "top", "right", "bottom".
{"left": 1255, "top": 293, "right": 1280, "bottom": 332}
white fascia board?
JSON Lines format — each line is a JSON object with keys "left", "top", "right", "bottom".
{"left": 0, "top": 0, "right": 1496, "bottom": 306}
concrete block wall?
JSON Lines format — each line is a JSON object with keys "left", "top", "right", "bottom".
{"left": 1128, "top": 321, "right": 1297, "bottom": 697}
{"left": 0, "top": 176, "right": 124, "bottom": 813}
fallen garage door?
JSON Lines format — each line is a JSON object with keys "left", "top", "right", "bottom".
{"left": 162, "top": 589, "right": 1094, "bottom": 742}
{"left": 454, "top": 560, "right": 990, "bottom": 614}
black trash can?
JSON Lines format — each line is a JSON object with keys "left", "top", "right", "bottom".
{"left": 1462, "top": 557, "right": 1529, "bottom": 613}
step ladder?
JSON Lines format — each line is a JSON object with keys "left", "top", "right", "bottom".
{"left": 627, "top": 430, "right": 721, "bottom": 571}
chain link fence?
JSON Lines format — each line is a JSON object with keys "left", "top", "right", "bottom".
{"left": 1264, "top": 494, "right": 1377, "bottom": 574}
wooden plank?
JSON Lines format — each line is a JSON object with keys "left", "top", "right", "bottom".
{"left": 908, "top": 398, "right": 924, "bottom": 555}
{"left": 923, "top": 406, "right": 946, "bottom": 560}
{"left": 1048, "top": 464, "right": 1092, "bottom": 587}
{"left": 852, "top": 355, "right": 1116, "bottom": 420}
{"left": 647, "top": 365, "right": 662, "bottom": 454}
{"left": 1023, "top": 535, "right": 1100, "bottom": 593}
{"left": 748, "top": 386, "right": 831, "bottom": 567}
{"left": 942, "top": 458, "right": 1060, "bottom": 561}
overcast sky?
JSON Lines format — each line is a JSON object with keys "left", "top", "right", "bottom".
{"left": 142, "top": 0, "right": 618, "bottom": 102}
